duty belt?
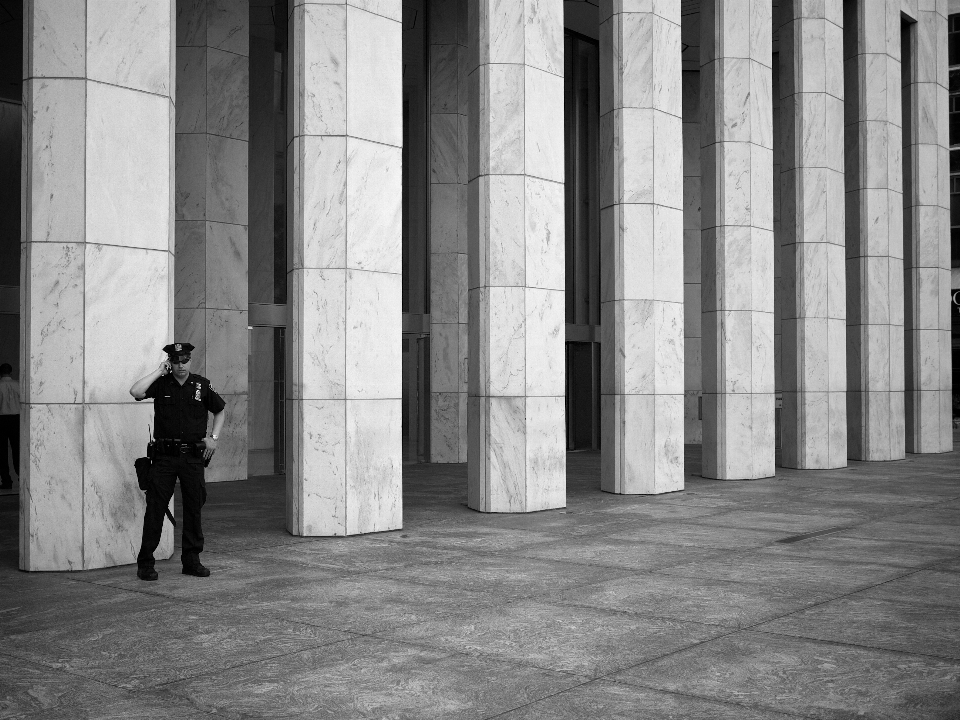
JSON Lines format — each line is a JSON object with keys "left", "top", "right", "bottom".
{"left": 154, "top": 439, "right": 202, "bottom": 456}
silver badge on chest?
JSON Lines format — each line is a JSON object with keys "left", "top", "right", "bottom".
{"left": 194, "top": 383, "right": 201, "bottom": 401}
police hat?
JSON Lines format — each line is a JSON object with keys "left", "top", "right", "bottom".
{"left": 162, "top": 342, "right": 195, "bottom": 359}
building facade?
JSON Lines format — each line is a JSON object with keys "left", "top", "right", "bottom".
{"left": 0, "top": 0, "right": 956, "bottom": 571}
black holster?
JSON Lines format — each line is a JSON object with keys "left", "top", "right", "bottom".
{"left": 134, "top": 454, "right": 176, "bottom": 526}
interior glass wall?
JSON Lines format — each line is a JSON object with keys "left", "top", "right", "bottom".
{"left": 248, "top": 0, "right": 288, "bottom": 476}
{"left": 949, "top": 14, "right": 960, "bottom": 408}
{"left": 564, "top": 31, "right": 601, "bottom": 450}
{"left": 403, "top": 0, "right": 430, "bottom": 462}
{"left": 0, "top": 1, "right": 21, "bottom": 489}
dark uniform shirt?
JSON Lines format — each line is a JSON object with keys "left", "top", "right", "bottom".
{"left": 137, "top": 373, "right": 225, "bottom": 441}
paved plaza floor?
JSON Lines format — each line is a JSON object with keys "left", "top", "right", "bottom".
{"left": 1, "top": 443, "right": 959, "bottom": 719}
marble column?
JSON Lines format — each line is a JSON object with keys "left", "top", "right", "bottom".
{"left": 467, "top": 0, "right": 566, "bottom": 512}
{"left": 21, "top": 0, "right": 175, "bottom": 570}
{"left": 700, "top": 0, "right": 775, "bottom": 479}
{"left": 778, "top": 1, "right": 847, "bottom": 468}
{"left": 599, "top": 2, "right": 684, "bottom": 494}
{"left": 175, "top": 0, "right": 249, "bottom": 483}
{"left": 429, "top": 0, "right": 469, "bottom": 463}
{"left": 903, "top": 6, "right": 952, "bottom": 453}
{"left": 287, "top": 1, "right": 403, "bottom": 534}
{"left": 682, "top": 11, "right": 703, "bottom": 445}
{"left": 843, "top": 0, "right": 905, "bottom": 461}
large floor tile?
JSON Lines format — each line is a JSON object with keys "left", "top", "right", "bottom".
{"left": 887, "top": 505, "right": 960, "bottom": 525}
{"left": 237, "top": 537, "right": 471, "bottom": 574}
{"left": 592, "top": 500, "right": 731, "bottom": 521}
{"left": 931, "top": 556, "right": 960, "bottom": 573}
{"left": 80, "top": 554, "right": 345, "bottom": 601}
{"left": 614, "top": 631, "right": 960, "bottom": 719}
{"left": 379, "top": 599, "right": 726, "bottom": 677}
{"left": 607, "top": 524, "right": 785, "bottom": 550}
{"left": 844, "top": 520, "right": 960, "bottom": 546}
{"left": 854, "top": 570, "right": 960, "bottom": 609}
{"left": 757, "top": 536, "right": 959, "bottom": 568}
{"left": 206, "top": 575, "right": 501, "bottom": 634}
{"left": 11, "top": 687, "right": 226, "bottom": 720}
{"left": 200, "top": 518, "right": 318, "bottom": 552}
{"left": 493, "top": 678, "right": 799, "bottom": 720}
{"left": 511, "top": 538, "right": 732, "bottom": 571}
{"left": 658, "top": 549, "right": 909, "bottom": 594}
{"left": 370, "top": 554, "right": 634, "bottom": 599}
{"left": 0, "top": 578, "right": 170, "bottom": 634}
{"left": 2, "top": 603, "right": 352, "bottom": 689}
{"left": 696, "top": 510, "right": 859, "bottom": 534}
{"left": 553, "top": 573, "right": 829, "bottom": 628}
{"left": 0, "top": 657, "right": 135, "bottom": 719}
{"left": 375, "top": 525, "right": 561, "bottom": 552}
{"left": 478, "top": 510, "right": 658, "bottom": 538}
{"left": 165, "top": 636, "right": 583, "bottom": 720}
{"left": 755, "top": 596, "right": 960, "bottom": 659}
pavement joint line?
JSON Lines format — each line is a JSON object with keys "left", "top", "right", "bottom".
{"left": 477, "top": 676, "right": 598, "bottom": 720}
{"left": 145, "top": 633, "right": 368, "bottom": 692}
{"left": 545, "top": 593, "right": 774, "bottom": 631}
{"left": 746, "top": 625, "right": 960, "bottom": 664}
{"left": 732, "top": 624, "right": 960, "bottom": 664}
{"left": 599, "top": 675, "right": 823, "bottom": 720}
{"left": 589, "top": 624, "right": 744, "bottom": 677}
{"left": 348, "top": 629, "right": 599, "bottom": 683}
{"left": 360, "top": 630, "right": 601, "bottom": 680}
{"left": 736, "top": 566, "right": 927, "bottom": 632}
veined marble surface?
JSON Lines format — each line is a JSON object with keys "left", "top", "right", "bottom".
{"left": 903, "top": 6, "right": 953, "bottom": 453}
{"left": 21, "top": 1, "right": 176, "bottom": 570}
{"left": 778, "top": 1, "right": 848, "bottom": 469}
{"left": 174, "top": 0, "right": 250, "bottom": 491}
{"left": 699, "top": 0, "right": 775, "bottom": 480}
{"left": 600, "top": 4, "right": 685, "bottom": 494}
{"left": 844, "top": 0, "right": 907, "bottom": 461}
{"left": 467, "top": 0, "right": 566, "bottom": 511}
{"left": 288, "top": 5, "right": 403, "bottom": 534}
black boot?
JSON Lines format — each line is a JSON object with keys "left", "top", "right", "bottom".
{"left": 182, "top": 563, "right": 210, "bottom": 577}
{"left": 137, "top": 566, "right": 158, "bottom": 581}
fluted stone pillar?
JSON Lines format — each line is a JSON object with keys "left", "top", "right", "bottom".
{"left": 467, "top": 0, "right": 566, "bottom": 512}
{"left": 700, "top": 0, "right": 775, "bottom": 479}
{"left": 175, "top": 0, "right": 249, "bottom": 483}
{"left": 903, "top": 6, "right": 952, "bottom": 453}
{"left": 429, "top": 0, "right": 469, "bottom": 463}
{"left": 21, "top": 0, "right": 175, "bottom": 570}
{"left": 599, "top": 1, "right": 684, "bottom": 494}
{"left": 778, "top": 1, "right": 847, "bottom": 468}
{"left": 286, "top": 1, "right": 403, "bottom": 534}
{"left": 843, "top": 0, "right": 905, "bottom": 461}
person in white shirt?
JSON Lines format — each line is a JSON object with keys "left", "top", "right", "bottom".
{"left": 0, "top": 363, "right": 19, "bottom": 489}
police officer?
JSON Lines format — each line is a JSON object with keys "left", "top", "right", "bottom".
{"left": 130, "top": 342, "right": 226, "bottom": 581}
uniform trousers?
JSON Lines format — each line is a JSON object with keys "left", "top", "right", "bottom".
{"left": 137, "top": 453, "right": 207, "bottom": 569}
{"left": 0, "top": 414, "right": 19, "bottom": 485}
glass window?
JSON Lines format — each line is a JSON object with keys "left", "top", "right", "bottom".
{"left": 950, "top": 14, "right": 960, "bottom": 66}
{"left": 564, "top": 32, "right": 600, "bottom": 327}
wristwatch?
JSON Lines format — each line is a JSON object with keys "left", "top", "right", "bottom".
{"left": 211, "top": 434, "right": 219, "bottom": 441}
